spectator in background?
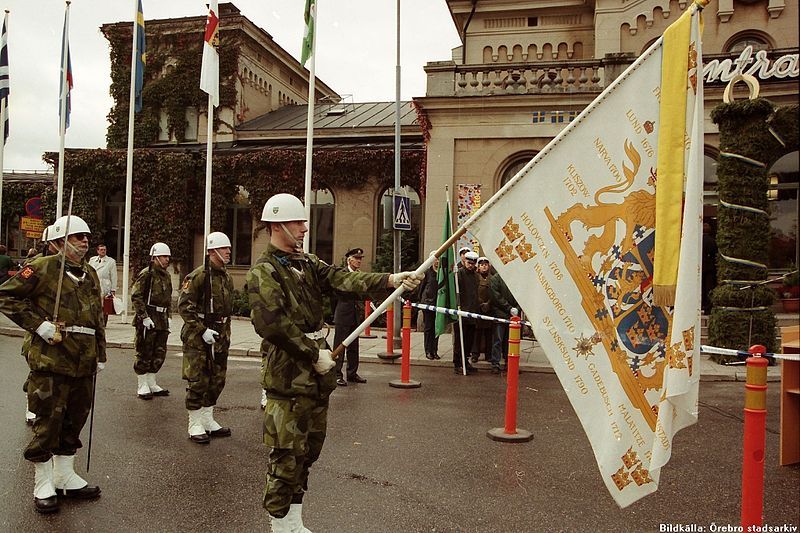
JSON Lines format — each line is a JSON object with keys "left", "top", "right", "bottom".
{"left": 489, "top": 272, "right": 519, "bottom": 374}
{"left": 0, "top": 244, "right": 14, "bottom": 284}
{"left": 472, "top": 257, "right": 493, "bottom": 364}
{"left": 88, "top": 244, "right": 118, "bottom": 325}
{"left": 457, "top": 246, "right": 471, "bottom": 269}
{"left": 333, "top": 247, "right": 368, "bottom": 386}
{"left": 453, "top": 251, "right": 480, "bottom": 374}
{"left": 416, "top": 256, "right": 440, "bottom": 360}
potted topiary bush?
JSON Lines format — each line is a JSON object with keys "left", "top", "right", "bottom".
{"left": 780, "top": 267, "right": 800, "bottom": 313}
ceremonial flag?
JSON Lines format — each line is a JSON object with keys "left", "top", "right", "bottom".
{"left": 200, "top": 0, "right": 219, "bottom": 107}
{"left": 134, "top": 0, "right": 146, "bottom": 113}
{"left": 59, "top": 9, "right": 73, "bottom": 130}
{"left": 435, "top": 198, "right": 457, "bottom": 337}
{"left": 0, "top": 12, "right": 10, "bottom": 143}
{"left": 467, "top": 2, "right": 705, "bottom": 507}
{"left": 300, "top": 0, "right": 316, "bottom": 67}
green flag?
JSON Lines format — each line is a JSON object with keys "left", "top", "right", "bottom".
{"left": 301, "top": 0, "right": 316, "bottom": 66}
{"left": 435, "top": 200, "right": 457, "bottom": 337}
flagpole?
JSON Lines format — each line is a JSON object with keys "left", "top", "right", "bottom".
{"left": 448, "top": 187, "right": 468, "bottom": 375}
{"left": 204, "top": 93, "right": 213, "bottom": 239}
{"left": 392, "top": 0, "right": 402, "bottom": 344}
{"left": 121, "top": 0, "right": 139, "bottom": 324}
{"left": 302, "top": 2, "right": 317, "bottom": 252}
{"left": 0, "top": 11, "right": 7, "bottom": 236}
{"left": 56, "top": 0, "right": 71, "bottom": 218}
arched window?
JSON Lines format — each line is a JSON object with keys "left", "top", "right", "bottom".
{"left": 499, "top": 152, "right": 537, "bottom": 189}
{"left": 767, "top": 151, "right": 799, "bottom": 269}
{"left": 309, "top": 189, "right": 334, "bottom": 264}
{"left": 725, "top": 32, "right": 772, "bottom": 53}
{"left": 375, "top": 187, "right": 421, "bottom": 270}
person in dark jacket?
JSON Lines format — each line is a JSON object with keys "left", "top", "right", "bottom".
{"left": 416, "top": 256, "right": 440, "bottom": 360}
{"left": 489, "top": 273, "right": 520, "bottom": 372}
{"left": 453, "top": 251, "right": 480, "bottom": 374}
{"left": 333, "top": 247, "right": 368, "bottom": 386}
{"left": 472, "top": 256, "right": 494, "bottom": 365}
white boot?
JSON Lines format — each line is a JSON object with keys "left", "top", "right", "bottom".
{"left": 287, "top": 503, "right": 312, "bottom": 533}
{"left": 260, "top": 389, "right": 267, "bottom": 409}
{"left": 146, "top": 373, "right": 169, "bottom": 396}
{"left": 270, "top": 513, "right": 297, "bottom": 533}
{"left": 187, "top": 409, "right": 209, "bottom": 443}
{"left": 52, "top": 455, "right": 88, "bottom": 490}
{"left": 202, "top": 406, "right": 231, "bottom": 437}
{"left": 33, "top": 459, "right": 56, "bottom": 499}
{"left": 136, "top": 374, "right": 152, "bottom": 399}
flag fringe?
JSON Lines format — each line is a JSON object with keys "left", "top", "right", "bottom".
{"left": 653, "top": 285, "right": 677, "bottom": 307}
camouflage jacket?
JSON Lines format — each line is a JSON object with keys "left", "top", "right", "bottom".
{"left": 178, "top": 261, "right": 234, "bottom": 352}
{"left": 0, "top": 254, "right": 107, "bottom": 376}
{"left": 247, "top": 243, "right": 389, "bottom": 399}
{"left": 131, "top": 264, "right": 173, "bottom": 330}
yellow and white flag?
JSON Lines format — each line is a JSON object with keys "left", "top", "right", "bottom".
{"left": 469, "top": 3, "right": 705, "bottom": 507}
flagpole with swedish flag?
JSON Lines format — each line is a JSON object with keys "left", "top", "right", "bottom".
{"left": 301, "top": 0, "right": 317, "bottom": 251}
{"left": 121, "top": 0, "right": 146, "bottom": 324}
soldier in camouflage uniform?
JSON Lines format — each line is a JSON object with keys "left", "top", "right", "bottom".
{"left": 247, "top": 193, "right": 422, "bottom": 532}
{"left": 130, "top": 242, "right": 173, "bottom": 400}
{"left": 0, "top": 215, "right": 105, "bottom": 514}
{"left": 178, "top": 231, "right": 235, "bottom": 444}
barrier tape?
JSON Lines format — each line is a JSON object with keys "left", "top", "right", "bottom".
{"left": 404, "top": 301, "right": 533, "bottom": 328}
{"left": 701, "top": 344, "right": 799, "bottom": 362}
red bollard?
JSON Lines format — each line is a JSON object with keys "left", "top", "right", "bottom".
{"left": 360, "top": 300, "right": 377, "bottom": 339}
{"left": 378, "top": 303, "right": 400, "bottom": 360}
{"left": 741, "top": 344, "right": 768, "bottom": 529}
{"left": 390, "top": 301, "right": 421, "bottom": 389}
{"left": 487, "top": 316, "right": 533, "bottom": 442}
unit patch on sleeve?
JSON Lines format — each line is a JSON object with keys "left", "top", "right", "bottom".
{"left": 19, "top": 266, "right": 35, "bottom": 279}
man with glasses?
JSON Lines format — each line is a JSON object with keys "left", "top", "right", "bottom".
{"left": 453, "top": 251, "right": 480, "bottom": 374}
{"left": 0, "top": 215, "right": 105, "bottom": 514}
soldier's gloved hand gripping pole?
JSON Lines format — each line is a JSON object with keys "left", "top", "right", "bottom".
{"left": 331, "top": 225, "right": 468, "bottom": 361}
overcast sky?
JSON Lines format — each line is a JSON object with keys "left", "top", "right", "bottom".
{"left": 2, "top": 0, "right": 461, "bottom": 171}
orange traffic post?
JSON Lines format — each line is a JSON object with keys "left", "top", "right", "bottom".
{"left": 487, "top": 316, "right": 533, "bottom": 442}
{"left": 360, "top": 299, "right": 377, "bottom": 339}
{"left": 741, "top": 344, "right": 768, "bottom": 529}
{"left": 390, "top": 300, "right": 421, "bottom": 389}
{"left": 378, "top": 303, "right": 400, "bottom": 360}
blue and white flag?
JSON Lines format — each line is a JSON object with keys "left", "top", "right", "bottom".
{"left": 0, "top": 12, "right": 10, "bottom": 143}
{"left": 59, "top": 8, "right": 73, "bottom": 131}
{"left": 134, "top": 0, "right": 146, "bottom": 112}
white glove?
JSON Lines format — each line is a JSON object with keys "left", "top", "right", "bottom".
{"left": 389, "top": 271, "right": 424, "bottom": 291}
{"left": 97, "top": 362, "right": 106, "bottom": 372}
{"left": 313, "top": 349, "right": 335, "bottom": 375}
{"left": 142, "top": 317, "right": 155, "bottom": 330}
{"left": 202, "top": 328, "right": 219, "bottom": 345}
{"left": 510, "top": 307, "right": 519, "bottom": 317}
{"left": 36, "top": 321, "right": 57, "bottom": 343}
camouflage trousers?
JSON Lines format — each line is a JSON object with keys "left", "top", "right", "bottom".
{"left": 25, "top": 371, "right": 94, "bottom": 463}
{"left": 182, "top": 347, "right": 228, "bottom": 410}
{"left": 134, "top": 327, "right": 169, "bottom": 375}
{"left": 262, "top": 395, "right": 328, "bottom": 518}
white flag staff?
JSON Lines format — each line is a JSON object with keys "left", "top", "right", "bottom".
{"left": 300, "top": 0, "right": 317, "bottom": 251}
{"left": 50, "top": 187, "right": 74, "bottom": 345}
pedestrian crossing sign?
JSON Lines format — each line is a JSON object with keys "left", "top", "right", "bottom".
{"left": 393, "top": 194, "right": 411, "bottom": 231}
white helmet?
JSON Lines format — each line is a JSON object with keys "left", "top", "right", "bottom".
{"left": 261, "top": 193, "right": 307, "bottom": 223}
{"left": 207, "top": 231, "right": 231, "bottom": 250}
{"left": 49, "top": 215, "right": 91, "bottom": 240}
{"left": 150, "top": 242, "right": 171, "bottom": 256}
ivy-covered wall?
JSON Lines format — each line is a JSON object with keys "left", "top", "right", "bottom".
{"left": 39, "top": 147, "right": 424, "bottom": 275}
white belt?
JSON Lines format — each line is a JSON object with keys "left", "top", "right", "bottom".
{"left": 197, "top": 313, "right": 228, "bottom": 320}
{"left": 148, "top": 305, "right": 167, "bottom": 313}
{"left": 62, "top": 326, "right": 96, "bottom": 335}
{"left": 304, "top": 329, "right": 326, "bottom": 340}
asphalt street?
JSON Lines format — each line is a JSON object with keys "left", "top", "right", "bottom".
{"left": 0, "top": 339, "right": 797, "bottom": 532}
